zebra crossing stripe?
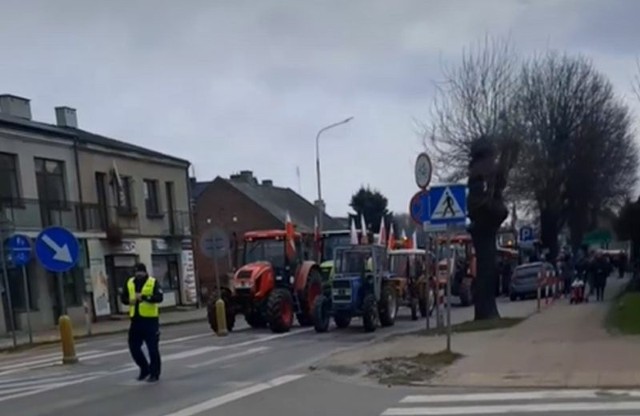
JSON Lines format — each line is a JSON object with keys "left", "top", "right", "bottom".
{"left": 400, "top": 389, "right": 640, "bottom": 403}
{"left": 382, "top": 400, "right": 640, "bottom": 415}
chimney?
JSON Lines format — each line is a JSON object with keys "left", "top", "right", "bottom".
{"left": 0, "top": 94, "right": 32, "bottom": 120}
{"left": 262, "top": 179, "right": 273, "bottom": 187}
{"left": 55, "top": 106, "right": 78, "bottom": 128}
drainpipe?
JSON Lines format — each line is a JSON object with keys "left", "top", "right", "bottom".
{"left": 73, "top": 138, "right": 86, "bottom": 230}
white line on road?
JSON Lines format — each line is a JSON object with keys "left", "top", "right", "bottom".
{"left": 400, "top": 389, "right": 640, "bottom": 403}
{"left": 0, "top": 373, "right": 106, "bottom": 404}
{"left": 161, "top": 374, "right": 306, "bottom": 416}
{"left": 382, "top": 401, "right": 640, "bottom": 415}
{"left": 163, "top": 345, "right": 224, "bottom": 361}
{"left": 0, "top": 350, "right": 103, "bottom": 372}
{"left": 187, "top": 346, "right": 269, "bottom": 368}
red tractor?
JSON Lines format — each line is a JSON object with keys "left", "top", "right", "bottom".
{"left": 208, "top": 229, "right": 323, "bottom": 334}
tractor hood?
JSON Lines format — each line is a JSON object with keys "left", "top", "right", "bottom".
{"left": 234, "top": 261, "right": 272, "bottom": 280}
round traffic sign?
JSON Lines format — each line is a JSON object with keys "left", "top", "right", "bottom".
{"left": 414, "top": 152, "right": 432, "bottom": 189}
{"left": 200, "top": 227, "right": 229, "bottom": 259}
{"left": 35, "top": 227, "right": 80, "bottom": 273}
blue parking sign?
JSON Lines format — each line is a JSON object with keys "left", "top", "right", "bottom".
{"left": 7, "top": 234, "right": 32, "bottom": 267}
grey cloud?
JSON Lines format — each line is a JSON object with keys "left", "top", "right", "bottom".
{"left": 0, "top": 0, "right": 638, "bottom": 215}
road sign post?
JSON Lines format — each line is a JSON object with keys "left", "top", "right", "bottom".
{"left": 7, "top": 234, "right": 33, "bottom": 344}
{"left": 0, "top": 236, "right": 16, "bottom": 348}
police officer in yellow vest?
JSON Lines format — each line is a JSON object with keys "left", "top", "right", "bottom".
{"left": 120, "top": 263, "right": 163, "bottom": 382}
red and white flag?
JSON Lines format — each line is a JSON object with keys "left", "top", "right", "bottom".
{"left": 350, "top": 218, "right": 359, "bottom": 245}
{"left": 285, "top": 212, "right": 296, "bottom": 262}
{"left": 387, "top": 223, "right": 395, "bottom": 250}
{"left": 411, "top": 230, "right": 418, "bottom": 249}
{"left": 377, "top": 217, "right": 386, "bottom": 246}
{"left": 360, "top": 214, "right": 369, "bottom": 244}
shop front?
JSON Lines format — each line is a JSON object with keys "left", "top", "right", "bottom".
{"left": 151, "top": 239, "right": 179, "bottom": 307}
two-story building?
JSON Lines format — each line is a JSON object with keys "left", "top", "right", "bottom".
{"left": 0, "top": 94, "right": 195, "bottom": 334}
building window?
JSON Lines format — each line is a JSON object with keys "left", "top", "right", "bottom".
{"left": 34, "top": 158, "right": 67, "bottom": 203}
{"left": 152, "top": 254, "right": 179, "bottom": 290}
{"left": 0, "top": 152, "right": 20, "bottom": 203}
{"left": 112, "top": 175, "right": 135, "bottom": 215}
{"left": 144, "top": 179, "right": 161, "bottom": 217}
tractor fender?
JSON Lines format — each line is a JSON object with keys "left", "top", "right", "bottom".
{"left": 294, "top": 260, "right": 319, "bottom": 292}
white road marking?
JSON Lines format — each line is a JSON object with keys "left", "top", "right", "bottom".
{"left": 0, "top": 372, "right": 107, "bottom": 404}
{"left": 0, "top": 350, "right": 103, "bottom": 372}
{"left": 163, "top": 345, "right": 224, "bottom": 361}
{"left": 382, "top": 401, "right": 640, "bottom": 415}
{"left": 400, "top": 389, "right": 640, "bottom": 403}
{"left": 161, "top": 374, "right": 306, "bottom": 416}
{"left": 187, "top": 346, "right": 269, "bottom": 368}
{"left": 224, "top": 328, "right": 313, "bottom": 349}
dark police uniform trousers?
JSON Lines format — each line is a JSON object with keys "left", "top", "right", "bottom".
{"left": 121, "top": 276, "right": 163, "bottom": 379}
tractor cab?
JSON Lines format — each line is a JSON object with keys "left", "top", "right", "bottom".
{"left": 318, "top": 230, "right": 352, "bottom": 279}
{"left": 239, "top": 230, "right": 304, "bottom": 286}
{"left": 435, "top": 234, "right": 476, "bottom": 306}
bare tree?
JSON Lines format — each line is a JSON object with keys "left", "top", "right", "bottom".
{"left": 513, "top": 53, "right": 638, "bottom": 256}
{"left": 425, "top": 36, "right": 521, "bottom": 320}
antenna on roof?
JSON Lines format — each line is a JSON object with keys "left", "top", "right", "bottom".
{"left": 296, "top": 166, "right": 302, "bottom": 194}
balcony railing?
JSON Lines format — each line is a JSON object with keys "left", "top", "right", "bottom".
{"left": 0, "top": 198, "right": 104, "bottom": 232}
{"left": 164, "top": 210, "right": 191, "bottom": 237}
{"left": 105, "top": 205, "right": 140, "bottom": 233}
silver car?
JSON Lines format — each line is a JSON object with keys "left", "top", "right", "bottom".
{"left": 509, "top": 261, "right": 555, "bottom": 301}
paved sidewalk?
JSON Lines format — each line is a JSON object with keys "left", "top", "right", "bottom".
{"left": 436, "top": 276, "right": 640, "bottom": 388}
{"left": 0, "top": 307, "right": 207, "bottom": 350}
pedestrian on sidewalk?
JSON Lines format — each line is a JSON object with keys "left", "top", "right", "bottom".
{"left": 120, "top": 262, "right": 164, "bottom": 382}
{"left": 591, "top": 253, "right": 609, "bottom": 302}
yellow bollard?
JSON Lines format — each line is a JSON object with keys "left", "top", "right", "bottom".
{"left": 58, "top": 315, "right": 78, "bottom": 364}
{"left": 215, "top": 298, "right": 228, "bottom": 336}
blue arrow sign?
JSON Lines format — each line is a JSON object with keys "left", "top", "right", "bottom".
{"left": 35, "top": 227, "right": 80, "bottom": 273}
{"left": 6, "top": 234, "right": 32, "bottom": 267}
{"left": 428, "top": 184, "right": 467, "bottom": 226}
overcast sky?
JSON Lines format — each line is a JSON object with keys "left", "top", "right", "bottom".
{"left": 1, "top": 0, "right": 638, "bottom": 216}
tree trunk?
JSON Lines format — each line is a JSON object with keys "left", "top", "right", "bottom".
{"left": 539, "top": 209, "right": 560, "bottom": 262}
{"left": 470, "top": 225, "right": 500, "bottom": 320}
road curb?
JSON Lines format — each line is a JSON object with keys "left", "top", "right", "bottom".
{"left": 0, "top": 316, "right": 207, "bottom": 353}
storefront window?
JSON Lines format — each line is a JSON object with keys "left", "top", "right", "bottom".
{"left": 61, "top": 239, "right": 88, "bottom": 307}
{"left": 6, "top": 263, "right": 37, "bottom": 311}
{"left": 152, "top": 255, "right": 179, "bottom": 290}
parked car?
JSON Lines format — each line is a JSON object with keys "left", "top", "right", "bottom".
{"left": 509, "top": 261, "right": 554, "bottom": 301}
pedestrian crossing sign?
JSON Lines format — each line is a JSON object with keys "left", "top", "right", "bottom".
{"left": 428, "top": 184, "right": 467, "bottom": 226}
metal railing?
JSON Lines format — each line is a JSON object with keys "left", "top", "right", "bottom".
{"left": 165, "top": 210, "right": 191, "bottom": 237}
{"left": 0, "top": 198, "right": 104, "bottom": 232}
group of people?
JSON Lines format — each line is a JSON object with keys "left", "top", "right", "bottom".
{"left": 558, "top": 250, "right": 627, "bottom": 302}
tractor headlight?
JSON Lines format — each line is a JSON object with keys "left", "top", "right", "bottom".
{"left": 289, "top": 276, "right": 294, "bottom": 284}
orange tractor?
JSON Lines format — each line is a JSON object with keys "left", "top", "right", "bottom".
{"left": 436, "top": 234, "right": 476, "bottom": 306}
{"left": 207, "top": 229, "right": 323, "bottom": 333}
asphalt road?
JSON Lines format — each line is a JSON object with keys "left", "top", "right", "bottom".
{"left": 2, "top": 297, "right": 632, "bottom": 416}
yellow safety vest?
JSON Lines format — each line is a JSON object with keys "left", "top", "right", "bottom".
{"left": 127, "top": 276, "right": 159, "bottom": 318}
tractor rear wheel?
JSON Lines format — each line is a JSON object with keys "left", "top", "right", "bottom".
{"left": 267, "top": 289, "right": 294, "bottom": 333}
{"left": 362, "top": 293, "right": 378, "bottom": 332}
{"left": 410, "top": 297, "right": 419, "bottom": 321}
{"left": 379, "top": 285, "right": 397, "bottom": 327}
{"left": 459, "top": 277, "right": 474, "bottom": 306}
{"left": 334, "top": 313, "right": 351, "bottom": 329}
{"left": 313, "top": 295, "right": 331, "bottom": 333}
{"left": 297, "top": 269, "right": 323, "bottom": 326}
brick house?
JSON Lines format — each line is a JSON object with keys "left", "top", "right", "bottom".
{"left": 191, "top": 170, "right": 341, "bottom": 298}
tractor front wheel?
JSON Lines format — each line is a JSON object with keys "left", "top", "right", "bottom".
{"left": 362, "top": 294, "right": 378, "bottom": 332}
{"left": 297, "top": 269, "right": 323, "bottom": 326}
{"left": 313, "top": 295, "right": 331, "bottom": 333}
{"left": 267, "top": 289, "right": 294, "bottom": 333}
{"left": 379, "top": 285, "right": 397, "bottom": 327}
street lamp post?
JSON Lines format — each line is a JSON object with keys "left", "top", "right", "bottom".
{"left": 315, "top": 116, "right": 353, "bottom": 232}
